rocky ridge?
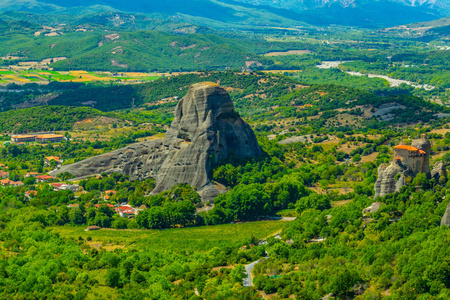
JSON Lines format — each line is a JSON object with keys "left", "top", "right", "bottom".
{"left": 50, "top": 82, "right": 262, "bottom": 201}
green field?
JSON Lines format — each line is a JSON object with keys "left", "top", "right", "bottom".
{"left": 0, "top": 69, "right": 160, "bottom": 84}
{"left": 51, "top": 220, "right": 286, "bottom": 252}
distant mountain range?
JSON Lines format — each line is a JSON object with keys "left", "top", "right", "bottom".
{"left": 0, "top": 0, "right": 449, "bottom": 28}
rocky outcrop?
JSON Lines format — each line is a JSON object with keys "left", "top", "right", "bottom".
{"left": 411, "top": 134, "right": 432, "bottom": 175}
{"left": 431, "top": 160, "right": 447, "bottom": 182}
{"left": 374, "top": 161, "right": 410, "bottom": 199}
{"left": 441, "top": 202, "right": 450, "bottom": 227}
{"left": 374, "top": 134, "right": 440, "bottom": 199}
{"left": 51, "top": 82, "right": 262, "bottom": 201}
{"left": 362, "top": 202, "right": 382, "bottom": 216}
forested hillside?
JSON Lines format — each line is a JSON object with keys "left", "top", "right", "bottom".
{"left": 0, "top": 19, "right": 310, "bottom": 72}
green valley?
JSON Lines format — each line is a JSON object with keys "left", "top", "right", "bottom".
{"left": 1, "top": 2, "right": 450, "bottom": 300}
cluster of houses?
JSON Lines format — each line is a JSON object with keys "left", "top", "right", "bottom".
{"left": 0, "top": 178, "right": 24, "bottom": 187}
{"left": 0, "top": 159, "right": 140, "bottom": 219}
{"left": 0, "top": 163, "right": 23, "bottom": 186}
{"left": 68, "top": 200, "right": 140, "bottom": 218}
{"left": 0, "top": 156, "right": 64, "bottom": 188}
{"left": 44, "top": 156, "right": 62, "bottom": 165}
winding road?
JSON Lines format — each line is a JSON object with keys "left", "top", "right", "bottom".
{"left": 243, "top": 259, "right": 260, "bottom": 287}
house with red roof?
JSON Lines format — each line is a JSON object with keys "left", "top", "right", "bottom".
{"left": 25, "top": 190, "right": 37, "bottom": 199}
{"left": 115, "top": 205, "right": 137, "bottom": 218}
{"left": 103, "top": 190, "right": 117, "bottom": 200}
{"left": 0, "top": 179, "right": 24, "bottom": 187}
{"left": 45, "top": 156, "right": 62, "bottom": 165}
{"left": 36, "top": 175, "right": 55, "bottom": 182}
{"left": 94, "top": 203, "right": 115, "bottom": 209}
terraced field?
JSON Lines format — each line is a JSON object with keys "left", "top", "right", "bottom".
{"left": 0, "top": 69, "right": 160, "bottom": 85}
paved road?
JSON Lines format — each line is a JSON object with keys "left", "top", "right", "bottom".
{"left": 243, "top": 260, "right": 260, "bottom": 287}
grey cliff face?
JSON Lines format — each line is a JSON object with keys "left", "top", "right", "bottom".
{"left": 411, "top": 135, "right": 432, "bottom": 174}
{"left": 441, "top": 202, "right": 450, "bottom": 227}
{"left": 374, "top": 162, "right": 407, "bottom": 199}
{"left": 50, "top": 82, "right": 262, "bottom": 200}
{"left": 431, "top": 160, "right": 447, "bottom": 181}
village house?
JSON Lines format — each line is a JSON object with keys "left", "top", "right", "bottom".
{"left": 103, "top": 190, "right": 117, "bottom": 200}
{"left": 50, "top": 183, "right": 80, "bottom": 192}
{"left": 45, "top": 156, "right": 62, "bottom": 165}
{"left": 0, "top": 179, "right": 24, "bottom": 187}
{"left": 25, "top": 190, "right": 38, "bottom": 199}
{"left": 36, "top": 175, "right": 55, "bottom": 182}
{"left": 115, "top": 205, "right": 137, "bottom": 218}
{"left": 67, "top": 203, "right": 80, "bottom": 209}
{"left": 85, "top": 225, "right": 101, "bottom": 231}
{"left": 94, "top": 203, "right": 115, "bottom": 210}
{"left": 0, "top": 171, "right": 9, "bottom": 179}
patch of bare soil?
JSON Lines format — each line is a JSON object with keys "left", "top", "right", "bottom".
{"left": 111, "top": 59, "right": 127, "bottom": 68}
{"left": 73, "top": 116, "right": 119, "bottom": 130}
{"left": 360, "top": 152, "right": 379, "bottom": 163}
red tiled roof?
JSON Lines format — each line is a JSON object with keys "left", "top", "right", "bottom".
{"left": 116, "top": 205, "right": 133, "bottom": 210}
{"left": 36, "top": 175, "right": 55, "bottom": 180}
{"left": 51, "top": 183, "right": 65, "bottom": 187}
{"left": 94, "top": 203, "right": 115, "bottom": 209}
{"left": 45, "top": 156, "right": 61, "bottom": 162}
{"left": 0, "top": 179, "right": 24, "bottom": 186}
{"left": 87, "top": 226, "right": 101, "bottom": 230}
{"left": 394, "top": 145, "right": 419, "bottom": 151}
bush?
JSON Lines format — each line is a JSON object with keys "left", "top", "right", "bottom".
{"left": 296, "top": 194, "right": 331, "bottom": 214}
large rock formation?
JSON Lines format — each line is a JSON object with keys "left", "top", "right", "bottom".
{"left": 441, "top": 202, "right": 450, "bottom": 227}
{"left": 374, "top": 134, "right": 447, "bottom": 198}
{"left": 374, "top": 161, "right": 409, "bottom": 198}
{"left": 51, "top": 82, "right": 262, "bottom": 200}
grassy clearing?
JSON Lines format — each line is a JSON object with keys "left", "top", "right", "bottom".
{"left": 276, "top": 209, "right": 297, "bottom": 217}
{"left": 51, "top": 220, "right": 286, "bottom": 252}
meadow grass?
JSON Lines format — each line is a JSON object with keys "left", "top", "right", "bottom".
{"left": 51, "top": 220, "right": 286, "bottom": 252}
{"left": 276, "top": 209, "right": 297, "bottom": 217}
